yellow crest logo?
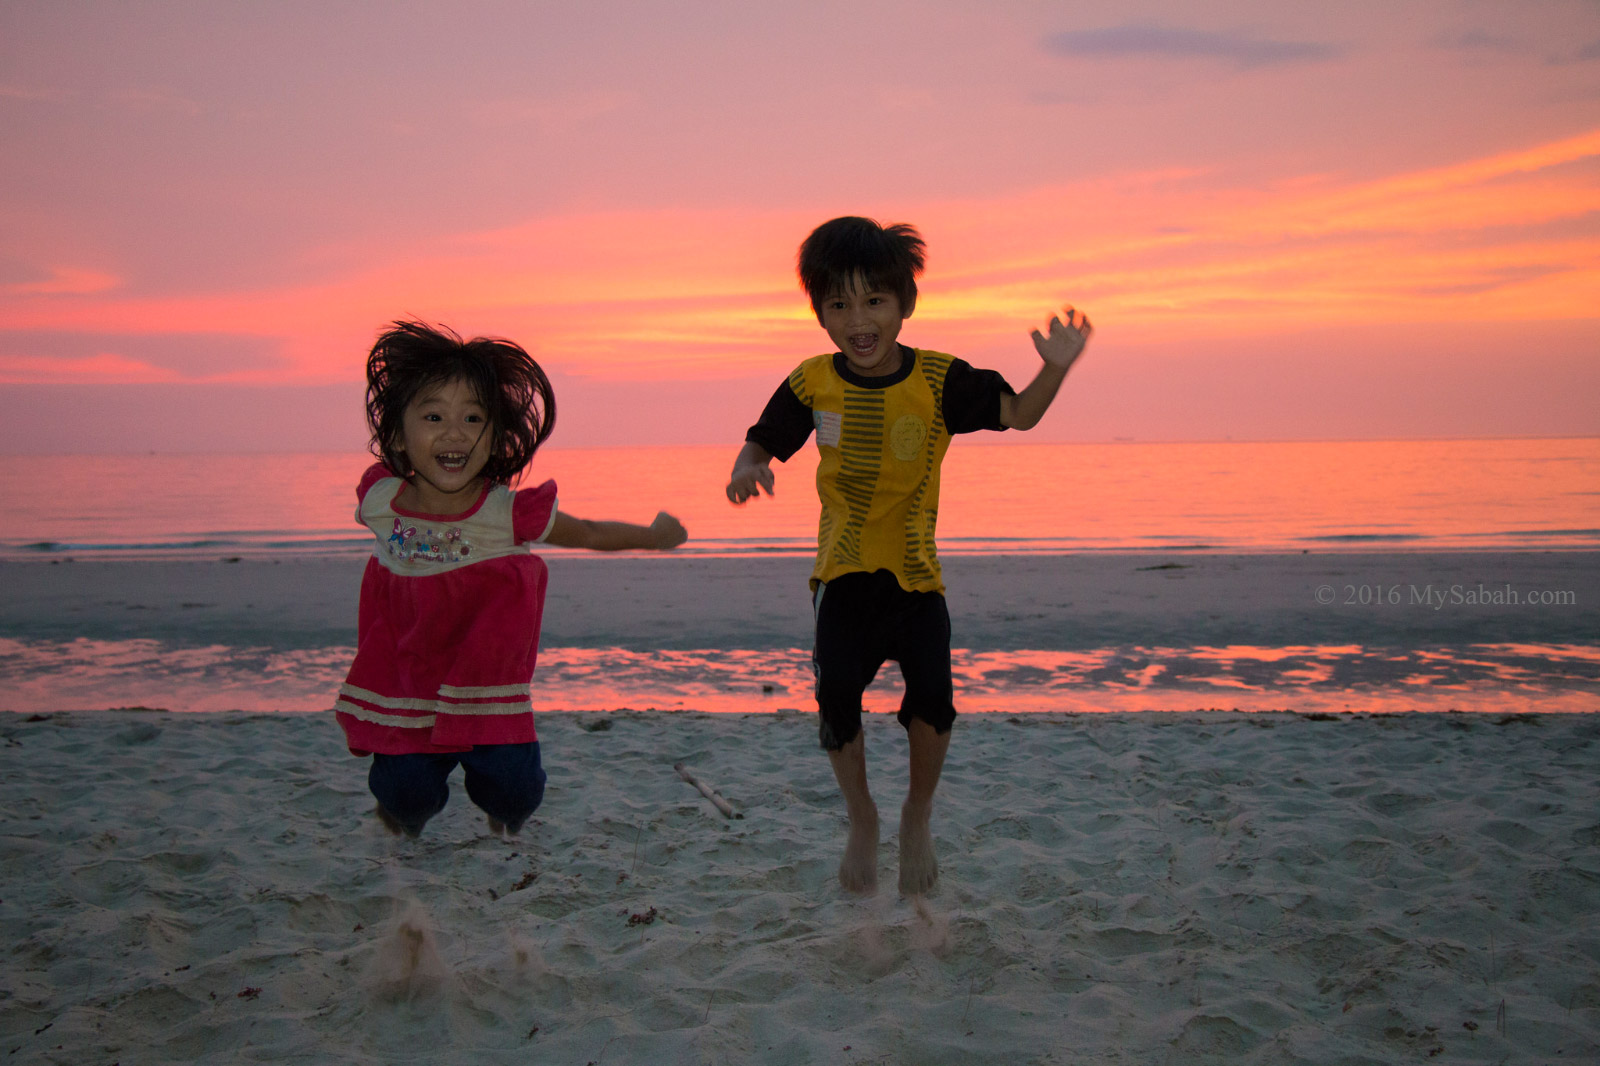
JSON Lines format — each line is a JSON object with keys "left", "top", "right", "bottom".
{"left": 890, "top": 415, "right": 927, "bottom": 461}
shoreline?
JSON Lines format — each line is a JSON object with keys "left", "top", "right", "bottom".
{"left": 8, "top": 540, "right": 1600, "bottom": 563}
{"left": 2, "top": 550, "right": 1594, "bottom": 717}
{"left": 3, "top": 549, "right": 1595, "bottom": 650}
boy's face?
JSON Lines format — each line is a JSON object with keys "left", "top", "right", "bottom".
{"left": 819, "top": 274, "right": 908, "bottom": 377}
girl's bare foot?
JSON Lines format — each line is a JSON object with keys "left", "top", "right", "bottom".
{"left": 486, "top": 814, "right": 507, "bottom": 837}
{"left": 898, "top": 801, "right": 938, "bottom": 896}
{"left": 839, "top": 807, "right": 880, "bottom": 894}
{"left": 374, "top": 803, "right": 414, "bottom": 838}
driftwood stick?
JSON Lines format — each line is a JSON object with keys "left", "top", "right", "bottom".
{"left": 674, "top": 762, "right": 741, "bottom": 819}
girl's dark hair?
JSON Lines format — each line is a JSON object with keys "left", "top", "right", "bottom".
{"left": 365, "top": 320, "right": 555, "bottom": 485}
{"left": 797, "top": 216, "right": 926, "bottom": 320}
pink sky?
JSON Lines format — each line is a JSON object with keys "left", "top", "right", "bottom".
{"left": 2, "top": 0, "right": 1597, "bottom": 452}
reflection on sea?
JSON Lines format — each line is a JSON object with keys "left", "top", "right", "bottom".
{"left": 3, "top": 639, "right": 1593, "bottom": 716}
{"left": 5, "top": 438, "right": 1598, "bottom": 557}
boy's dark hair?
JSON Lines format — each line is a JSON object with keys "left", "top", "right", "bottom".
{"left": 365, "top": 320, "right": 556, "bottom": 485}
{"left": 797, "top": 216, "right": 927, "bottom": 320}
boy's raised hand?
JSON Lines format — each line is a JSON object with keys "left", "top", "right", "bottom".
{"left": 1031, "top": 305, "right": 1093, "bottom": 371}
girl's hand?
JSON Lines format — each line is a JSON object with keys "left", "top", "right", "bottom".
{"left": 1030, "top": 305, "right": 1093, "bottom": 371}
{"left": 651, "top": 511, "right": 688, "bottom": 549}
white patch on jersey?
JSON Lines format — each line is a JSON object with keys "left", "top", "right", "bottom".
{"left": 815, "top": 409, "right": 842, "bottom": 448}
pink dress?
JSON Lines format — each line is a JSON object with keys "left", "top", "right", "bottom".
{"left": 335, "top": 464, "right": 558, "bottom": 756}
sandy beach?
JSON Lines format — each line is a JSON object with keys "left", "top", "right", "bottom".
{"left": 2, "top": 549, "right": 1597, "bottom": 1062}
{"left": 2, "top": 708, "right": 1597, "bottom": 1064}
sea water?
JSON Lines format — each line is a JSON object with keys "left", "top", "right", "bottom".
{"left": 4, "top": 438, "right": 1597, "bottom": 559}
{"left": 2, "top": 439, "right": 1596, "bottom": 714}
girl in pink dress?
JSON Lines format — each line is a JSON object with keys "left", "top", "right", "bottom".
{"left": 335, "top": 320, "right": 686, "bottom": 838}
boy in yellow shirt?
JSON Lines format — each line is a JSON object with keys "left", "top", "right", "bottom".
{"left": 726, "top": 216, "right": 1093, "bottom": 896}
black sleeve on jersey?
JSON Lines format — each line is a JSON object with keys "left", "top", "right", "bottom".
{"left": 745, "top": 380, "right": 814, "bottom": 461}
{"left": 942, "top": 358, "right": 1016, "bottom": 434}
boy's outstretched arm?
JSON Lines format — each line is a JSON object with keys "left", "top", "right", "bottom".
{"left": 545, "top": 510, "right": 687, "bottom": 551}
{"left": 1000, "top": 306, "right": 1094, "bottom": 430}
{"left": 726, "top": 441, "right": 776, "bottom": 504}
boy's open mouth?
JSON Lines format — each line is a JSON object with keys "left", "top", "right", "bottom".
{"left": 848, "top": 333, "right": 878, "bottom": 356}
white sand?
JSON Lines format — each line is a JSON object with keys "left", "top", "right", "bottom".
{"left": 2, "top": 709, "right": 1597, "bottom": 1064}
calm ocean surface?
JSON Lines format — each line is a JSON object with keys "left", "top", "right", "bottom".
{"left": 5, "top": 439, "right": 1594, "bottom": 714}
{"left": 4, "top": 438, "right": 1598, "bottom": 559}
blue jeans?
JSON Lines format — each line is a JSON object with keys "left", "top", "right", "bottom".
{"left": 369, "top": 742, "right": 546, "bottom": 836}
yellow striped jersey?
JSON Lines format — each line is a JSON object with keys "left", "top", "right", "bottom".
{"left": 746, "top": 347, "right": 1012, "bottom": 594}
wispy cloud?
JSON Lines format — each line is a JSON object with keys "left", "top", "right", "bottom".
{"left": 0, "top": 351, "right": 181, "bottom": 385}
{"left": 1430, "top": 28, "right": 1600, "bottom": 66}
{"left": 1432, "top": 29, "right": 1528, "bottom": 57}
{"left": 105, "top": 87, "right": 203, "bottom": 116}
{"left": 0, "top": 330, "right": 285, "bottom": 383}
{"left": 1042, "top": 24, "right": 1340, "bottom": 70}
{"left": 467, "top": 90, "right": 635, "bottom": 132}
{"left": 0, "top": 84, "right": 72, "bottom": 103}
{"left": 1, "top": 267, "right": 121, "bottom": 298}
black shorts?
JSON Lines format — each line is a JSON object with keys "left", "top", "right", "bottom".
{"left": 811, "top": 569, "right": 956, "bottom": 751}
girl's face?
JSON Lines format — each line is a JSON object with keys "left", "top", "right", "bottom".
{"left": 394, "top": 377, "right": 493, "bottom": 515}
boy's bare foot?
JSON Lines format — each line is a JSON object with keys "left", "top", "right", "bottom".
{"left": 827, "top": 734, "right": 879, "bottom": 893}
{"left": 839, "top": 807, "right": 880, "bottom": 894}
{"left": 898, "top": 801, "right": 938, "bottom": 896}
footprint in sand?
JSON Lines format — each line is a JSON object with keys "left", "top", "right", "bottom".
{"left": 909, "top": 896, "right": 951, "bottom": 956}
{"left": 369, "top": 904, "right": 448, "bottom": 1002}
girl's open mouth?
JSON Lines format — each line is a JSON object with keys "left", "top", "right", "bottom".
{"left": 436, "top": 453, "right": 470, "bottom": 472}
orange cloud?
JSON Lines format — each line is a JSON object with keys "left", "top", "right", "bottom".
{"left": 913, "top": 129, "right": 1600, "bottom": 336}
{"left": 1, "top": 128, "right": 1595, "bottom": 385}
{"left": 2, "top": 267, "right": 122, "bottom": 297}
{"left": 0, "top": 351, "right": 181, "bottom": 384}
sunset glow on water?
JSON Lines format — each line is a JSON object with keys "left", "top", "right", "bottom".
{"left": 2, "top": 639, "right": 1593, "bottom": 717}
{"left": 4, "top": 438, "right": 1594, "bottom": 717}
{"left": 5, "top": 438, "right": 1597, "bottom": 559}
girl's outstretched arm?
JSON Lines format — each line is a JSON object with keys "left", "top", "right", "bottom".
{"left": 545, "top": 510, "right": 687, "bottom": 551}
